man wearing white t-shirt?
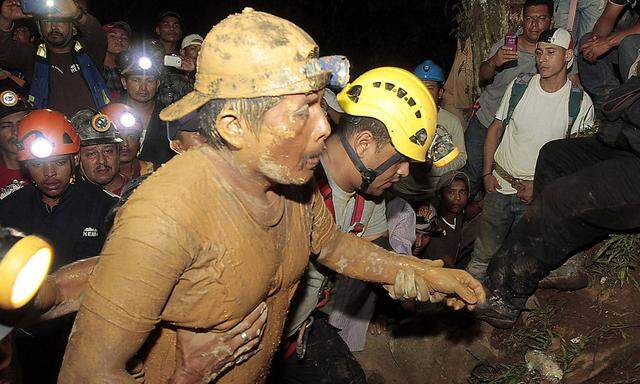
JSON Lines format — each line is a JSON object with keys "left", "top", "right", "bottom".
{"left": 467, "top": 28, "right": 594, "bottom": 279}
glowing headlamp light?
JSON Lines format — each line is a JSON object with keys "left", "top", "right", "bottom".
{"left": 46, "top": 0, "right": 55, "bottom": 7}
{"left": 138, "top": 57, "right": 153, "bottom": 71}
{"left": 429, "top": 126, "right": 460, "bottom": 168}
{"left": 120, "top": 112, "right": 136, "bottom": 129}
{"left": 30, "top": 137, "right": 54, "bottom": 159}
{"left": 319, "top": 55, "right": 351, "bottom": 88}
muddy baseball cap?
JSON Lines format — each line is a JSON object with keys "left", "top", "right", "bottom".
{"left": 538, "top": 28, "right": 574, "bottom": 68}
{"left": 0, "top": 90, "right": 30, "bottom": 120}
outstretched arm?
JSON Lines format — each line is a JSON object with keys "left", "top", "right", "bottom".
{"left": 309, "top": 189, "right": 484, "bottom": 307}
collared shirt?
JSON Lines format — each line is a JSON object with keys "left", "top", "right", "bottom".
{"left": 0, "top": 181, "right": 117, "bottom": 270}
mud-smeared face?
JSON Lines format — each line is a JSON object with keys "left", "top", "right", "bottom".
{"left": 256, "top": 91, "right": 330, "bottom": 185}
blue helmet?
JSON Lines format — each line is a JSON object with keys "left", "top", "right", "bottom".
{"left": 413, "top": 60, "right": 445, "bottom": 85}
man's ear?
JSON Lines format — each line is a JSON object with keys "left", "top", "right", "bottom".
{"left": 438, "top": 87, "right": 445, "bottom": 101}
{"left": 120, "top": 77, "right": 127, "bottom": 90}
{"left": 215, "top": 105, "right": 250, "bottom": 150}
{"left": 72, "top": 155, "right": 80, "bottom": 168}
{"left": 155, "top": 27, "right": 160, "bottom": 36}
{"left": 169, "top": 139, "right": 184, "bottom": 155}
{"left": 351, "top": 130, "right": 376, "bottom": 158}
{"left": 566, "top": 48, "right": 574, "bottom": 66}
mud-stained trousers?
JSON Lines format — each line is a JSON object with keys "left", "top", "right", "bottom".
{"left": 486, "top": 136, "right": 640, "bottom": 306}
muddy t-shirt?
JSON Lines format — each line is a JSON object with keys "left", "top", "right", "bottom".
{"left": 77, "top": 146, "right": 338, "bottom": 384}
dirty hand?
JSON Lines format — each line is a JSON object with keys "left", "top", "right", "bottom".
{"left": 180, "top": 57, "right": 196, "bottom": 72}
{"left": 1, "top": 0, "right": 28, "bottom": 22}
{"left": 368, "top": 315, "right": 388, "bottom": 336}
{"left": 491, "top": 46, "right": 518, "bottom": 67}
{"left": 483, "top": 174, "right": 501, "bottom": 193}
{"left": 578, "top": 35, "right": 599, "bottom": 54}
{"left": 386, "top": 266, "right": 486, "bottom": 310}
{"left": 383, "top": 259, "right": 444, "bottom": 301}
{"left": 169, "top": 302, "right": 268, "bottom": 384}
{"left": 581, "top": 37, "right": 613, "bottom": 63}
{"left": 515, "top": 180, "right": 534, "bottom": 204}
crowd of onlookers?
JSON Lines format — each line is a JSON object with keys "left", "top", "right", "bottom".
{"left": 0, "top": 0, "right": 638, "bottom": 381}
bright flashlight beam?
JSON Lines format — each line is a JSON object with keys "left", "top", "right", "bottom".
{"left": 138, "top": 57, "right": 152, "bottom": 70}
{"left": 30, "top": 138, "right": 54, "bottom": 159}
{"left": 46, "top": 0, "right": 54, "bottom": 7}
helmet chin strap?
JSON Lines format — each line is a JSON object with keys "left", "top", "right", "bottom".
{"left": 339, "top": 133, "right": 403, "bottom": 192}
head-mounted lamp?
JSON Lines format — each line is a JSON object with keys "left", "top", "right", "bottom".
{"left": 16, "top": 131, "right": 55, "bottom": 159}
{"left": 429, "top": 125, "right": 460, "bottom": 168}
{"left": 119, "top": 112, "right": 136, "bottom": 129}
{"left": 319, "top": 55, "right": 350, "bottom": 89}
{"left": 138, "top": 56, "right": 153, "bottom": 71}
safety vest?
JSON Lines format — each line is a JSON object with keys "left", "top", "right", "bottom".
{"left": 29, "top": 42, "right": 111, "bottom": 110}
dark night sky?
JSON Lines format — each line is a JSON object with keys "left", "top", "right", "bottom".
{"left": 88, "top": 0, "right": 458, "bottom": 77}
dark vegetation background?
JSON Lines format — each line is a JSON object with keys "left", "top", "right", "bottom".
{"left": 87, "top": 0, "right": 459, "bottom": 77}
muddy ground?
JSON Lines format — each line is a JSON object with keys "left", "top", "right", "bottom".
{"left": 355, "top": 244, "right": 640, "bottom": 384}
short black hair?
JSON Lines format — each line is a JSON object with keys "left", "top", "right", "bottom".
{"left": 523, "top": 0, "right": 553, "bottom": 15}
{"left": 337, "top": 114, "right": 391, "bottom": 150}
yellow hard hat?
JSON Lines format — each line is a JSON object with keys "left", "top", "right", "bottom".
{"left": 337, "top": 67, "right": 438, "bottom": 162}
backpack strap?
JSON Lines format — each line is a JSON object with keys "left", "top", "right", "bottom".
{"left": 566, "top": 84, "right": 584, "bottom": 138}
{"left": 502, "top": 73, "right": 534, "bottom": 131}
{"left": 315, "top": 165, "right": 367, "bottom": 236}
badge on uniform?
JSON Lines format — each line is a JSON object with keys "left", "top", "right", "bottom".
{"left": 91, "top": 114, "right": 111, "bottom": 133}
{"left": 1, "top": 91, "right": 18, "bottom": 107}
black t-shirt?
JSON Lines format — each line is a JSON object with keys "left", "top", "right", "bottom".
{"left": 419, "top": 214, "right": 464, "bottom": 268}
{"left": 0, "top": 181, "right": 117, "bottom": 270}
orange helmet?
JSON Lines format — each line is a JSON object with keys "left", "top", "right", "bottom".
{"left": 99, "top": 103, "right": 142, "bottom": 133}
{"left": 17, "top": 110, "right": 80, "bottom": 162}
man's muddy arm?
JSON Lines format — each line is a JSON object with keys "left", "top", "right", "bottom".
{"left": 316, "top": 230, "right": 485, "bottom": 305}
{"left": 59, "top": 308, "right": 149, "bottom": 383}
{"left": 33, "top": 257, "right": 98, "bottom": 321}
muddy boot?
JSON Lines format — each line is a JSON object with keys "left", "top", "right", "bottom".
{"left": 472, "top": 282, "right": 523, "bottom": 329}
{"left": 538, "top": 252, "right": 589, "bottom": 291}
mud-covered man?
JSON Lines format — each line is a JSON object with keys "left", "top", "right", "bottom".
{"left": 59, "top": 9, "right": 484, "bottom": 384}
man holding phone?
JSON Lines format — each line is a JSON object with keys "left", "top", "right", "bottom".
{"left": 0, "top": 0, "right": 110, "bottom": 117}
{"left": 463, "top": 0, "right": 554, "bottom": 201}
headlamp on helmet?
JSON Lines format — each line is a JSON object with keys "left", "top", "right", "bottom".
{"left": 430, "top": 126, "right": 460, "bottom": 168}
{"left": 119, "top": 112, "right": 136, "bottom": 129}
{"left": 138, "top": 56, "right": 153, "bottom": 71}
{"left": 319, "top": 55, "right": 351, "bottom": 88}
{"left": 16, "top": 131, "right": 54, "bottom": 159}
